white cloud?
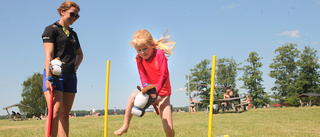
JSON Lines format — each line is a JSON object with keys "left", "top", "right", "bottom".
{"left": 221, "top": 3, "right": 240, "bottom": 9}
{"left": 276, "top": 30, "right": 300, "bottom": 38}
{"left": 174, "top": 88, "right": 186, "bottom": 92}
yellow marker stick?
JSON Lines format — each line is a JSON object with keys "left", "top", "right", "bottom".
{"left": 208, "top": 56, "right": 216, "bottom": 137}
{"left": 104, "top": 60, "right": 110, "bottom": 137}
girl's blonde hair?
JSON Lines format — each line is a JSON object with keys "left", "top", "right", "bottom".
{"left": 129, "top": 29, "right": 175, "bottom": 57}
{"left": 57, "top": 1, "right": 80, "bottom": 16}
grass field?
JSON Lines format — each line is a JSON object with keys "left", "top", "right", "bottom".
{"left": 1, "top": 106, "right": 319, "bottom": 137}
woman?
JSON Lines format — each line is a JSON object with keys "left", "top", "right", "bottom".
{"left": 42, "top": 1, "right": 83, "bottom": 136}
{"left": 190, "top": 97, "right": 202, "bottom": 113}
{"left": 224, "top": 86, "right": 234, "bottom": 99}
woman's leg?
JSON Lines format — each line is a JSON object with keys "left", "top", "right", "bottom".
{"left": 58, "top": 92, "right": 76, "bottom": 137}
{"left": 114, "top": 91, "right": 139, "bottom": 136}
{"left": 222, "top": 94, "right": 230, "bottom": 106}
{"left": 44, "top": 90, "right": 63, "bottom": 137}
{"left": 159, "top": 96, "right": 175, "bottom": 137}
{"left": 224, "top": 93, "right": 230, "bottom": 99}
{"left": 192, "top": 105, "right": 197, "bottom": 113}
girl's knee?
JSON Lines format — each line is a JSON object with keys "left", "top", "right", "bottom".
{"left": 129, "top": 91, "right": 139, "bottom": 100}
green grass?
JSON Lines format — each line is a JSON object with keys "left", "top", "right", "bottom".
{"left": 1, "top": 106, "right": 320, "bottom": 137}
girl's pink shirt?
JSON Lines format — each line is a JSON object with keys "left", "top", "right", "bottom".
{"left": 136, "top": 49, "right": 171, "bottom": 96}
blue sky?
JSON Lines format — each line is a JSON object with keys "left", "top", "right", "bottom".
{"left": 0, "top": 0, "right": 319, "bottom": 115}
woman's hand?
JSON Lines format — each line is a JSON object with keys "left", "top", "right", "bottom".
{"left": 75, "top": 65, "right": 79, "bottom": 73}
{"left": 45, "top": 80, "right": 53, "bottom": 91}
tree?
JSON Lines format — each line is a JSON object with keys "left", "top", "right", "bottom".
{"left": 20, "top": 72, "right": 47, "bottom": 118}
{"left": 269, "top": 43, "right": 300, "bottom": 103}
{"left": 215, "top": 57, "right": 240, "bottom": 98}
{"left": 239, "top": 51, "right": 270, "bottom": 107}
{"left": 185, "top": 59, "right": 212, "bottom": 109}
{"left": 296, "top": 46, "right": 320, "bottom": 94}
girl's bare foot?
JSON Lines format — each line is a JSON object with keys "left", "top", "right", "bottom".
{"left": 114, "top": 126, "right": 128, "bottom": 136}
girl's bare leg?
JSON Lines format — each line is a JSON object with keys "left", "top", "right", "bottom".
{"left": 114, "top": 91, "right": 139, "bottom": 136}
{"left": 159, "top": 96, "right": 175, "bottom": 137}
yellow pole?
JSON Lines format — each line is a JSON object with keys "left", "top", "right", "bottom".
{"left": 104, "top": 60, "right": 110, "bottom": 137}
{"left": 208, "top": 55, "right": 216, "bottom": 137}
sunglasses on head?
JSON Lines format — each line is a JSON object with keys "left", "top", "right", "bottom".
{"left": 66, "top": 11, "right": 80, "bottom": 19}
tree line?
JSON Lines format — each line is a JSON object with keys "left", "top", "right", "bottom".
{"left": 186, "top": 43, "right": 320, "bottom": 109}
{"left": 7, "top": 43, "right": 320, "bottom": 117}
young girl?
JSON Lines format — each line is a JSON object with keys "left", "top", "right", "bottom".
{"left": 114, "top": 29, "right": 175, "bottom": 137}
{"left": 241, "top": 95, "right": 251, "bottom": 110}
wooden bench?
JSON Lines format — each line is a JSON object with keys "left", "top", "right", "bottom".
{"left": 234, "top": 103, "right": 250, "bottom": 113}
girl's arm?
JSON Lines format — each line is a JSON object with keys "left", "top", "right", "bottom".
{"left": 136, "top": 56, "right": 149, "bottom": 87}
{"left": 156, "top": 50, "right": 169, "bottom": 93}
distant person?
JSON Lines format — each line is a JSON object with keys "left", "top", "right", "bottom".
{"left": 92, "top": 108, "right": 96, "bottom": 116}
{"left": 190, "top": 97, "right": 202, "bottom": 113}
{"left": 224, "top": 86, "right": 234, "bottom": 99}
{"left": 16, "top": 112, "right": 21, "bottom": 118}
{"left": 114, "top": 107, "right": 117, "bottom": 115}
{"left": 207, "top": 104, "right": 218, "bottom": 115}
{"left": 241, "top": 95, "right": 251, "bottom": 110}
{"left": 222, "top": 86, "right": 234, "bottom": 106}
{"left": 42, "top": 1, "right": 83, "bottom": 136}
{"left": 114, "top": 29, "right": 176, "bottom": 137}
{"left": 12, "top": 111, "right": 17, "bottom": 116}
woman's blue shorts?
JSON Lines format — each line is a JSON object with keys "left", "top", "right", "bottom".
{"left": 43, "top": 70, "right": 77, "bottom": 93}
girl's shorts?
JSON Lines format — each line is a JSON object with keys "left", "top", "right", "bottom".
{"left": 43, "top": 70, "right": 77, "bottom": 93}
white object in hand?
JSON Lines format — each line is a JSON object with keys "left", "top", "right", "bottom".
{"left": 51, "top": 59, "right": 62, "bottom": 76}
{"left": 131, "top": 92, "right": 149, "bottom": 117}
